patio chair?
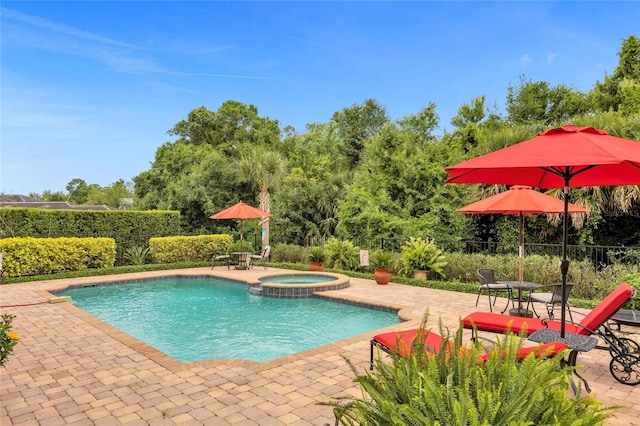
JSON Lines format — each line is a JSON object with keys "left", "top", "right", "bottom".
{"left": 211, "top": 250, "right": 231, "bottom": 270}
{"left": 529, "top": 283, "right": 574, "bottom": 322}
{"left": 476, "top": 268, "right": 514, "bottom": 312}
{"left": 370, "top": 327, "right": 567, "bottom": 371}
{"left": 249, "top": 245, "right": 270, "bottom": 270}
{"left": 461, "top": 283, "right": 640, "bottom": 385}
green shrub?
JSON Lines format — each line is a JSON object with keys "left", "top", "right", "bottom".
{"left": 149, "top": 235, "right": 232, "bottom": 263}
{"left": 271, "top": 244, "right": 308, "bottom": 263}
{"left": 0, "top": 237, "right": 116, "bottom": 277}
{"left": 228, "top": 240, "right": 254, "bottom": 254}
{"left": 324, "top": 238, "right": 360, "bottom": 271}
{"left": 324, "top": 315, "right": 613, "bottom": 425}
{"left": 399, "top": 237, "right": 447, "bottom": 277}
{"left": 0, "top": 208, "right": 181, "bottom": 265}
{"left": 619, "top": 272, "right": 640, "bottom": 310}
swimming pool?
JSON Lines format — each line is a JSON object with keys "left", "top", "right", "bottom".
{"left": 58, "top": 276, "right": 400, "bottom": 363}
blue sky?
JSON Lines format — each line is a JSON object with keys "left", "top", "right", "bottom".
{"left": 1, "top": 1, "right": 638, "bottom": 196}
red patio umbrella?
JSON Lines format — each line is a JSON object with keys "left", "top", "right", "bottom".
{"left": 446, "top": 125, "right": 640, "bottom": 336}
{"left": 210, "top": 201, "right": 271, "bottom": 250}
{"left": 457, "top": 185, "right": 589, "bottom": 284}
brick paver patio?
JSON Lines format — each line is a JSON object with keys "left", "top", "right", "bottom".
{"left": 1, "top": 267, "right": 639, "bottom": 425}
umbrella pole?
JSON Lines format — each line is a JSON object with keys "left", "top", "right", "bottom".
{"left": 560, "top": 181, "right": 571, "bottom": 338}
{"left": 519, "top": 213, "right": 524, "bottom": 284}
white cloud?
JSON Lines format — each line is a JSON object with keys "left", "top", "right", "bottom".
{"left": 2, "top": 7, "right": 138, "bottom": 49}
{"left": 547, "top": 53, "right": 558, "bottom": 65}
{"left": 520, "top": 54, "right": 533, "bottom": 66}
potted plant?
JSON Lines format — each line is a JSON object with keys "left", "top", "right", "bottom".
{"left": 400, "top": 237, "right": 447, "bottom": 280}
{"left": 370, "top": 250, "right": 393, "bottom": 285}
{"left": 308, "top": 246, "right": 326, "bottom": 271}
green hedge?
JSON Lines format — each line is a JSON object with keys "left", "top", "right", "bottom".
{"left": 149, "top": 235, "right": 232, "bottom": 263}
{"left": 0, "top": 208, "right": 181, "bottom": 264}
{"left": 0, "top": 237, "right": 116, "bottom": 277}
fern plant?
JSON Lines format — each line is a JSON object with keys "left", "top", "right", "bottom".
{"left": 400, "top": 237, "right": 447, "bottom": 277}
{"left": 324, "top": 238, "right": 360, "bottom": 271}
{"left": 323, "top": 314, "right": 613, "bottom": 425}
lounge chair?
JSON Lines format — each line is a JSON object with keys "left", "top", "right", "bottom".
{"left": 475, "top": 268, "right": 514, "bottom": 312}
{"left": 529, "top": 283, "right": 575, "bottom": 321}
{"left": 461, "top": 283, "right": 640, "bottom": 385}
{"left": 249, "top": 245, "right": 270, "bottom": 270}
{"left": 370, "top": 327, "right": 567, "bottom": 371}
{"left": 211, "top": 250, "right": 231, "bottom": 270}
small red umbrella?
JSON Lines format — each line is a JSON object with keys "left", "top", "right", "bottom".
{"left": 457, "top": 185, "right": 589, "bottom": 283}
{"left": 446, "top": 125, "right": 640, "bottom": 336}
{"left": 210, "top": 202, "right": 271, "bottom": 250}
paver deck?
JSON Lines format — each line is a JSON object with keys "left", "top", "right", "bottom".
{"left": 1, "top": 267, "right": 639, "bottom": 425}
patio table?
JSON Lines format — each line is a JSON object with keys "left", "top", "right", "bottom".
{"left": 610, "top": 309, "right": 640, "bottom": 330}
{"left": 497, "top": 280, "right": 543, "bottom": 317}
{"left": 231, "top": 252, "right": 252, "bottom": 270}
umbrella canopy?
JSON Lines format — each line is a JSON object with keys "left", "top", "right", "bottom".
{"left": 446, "top": 125, "right": 640, "bottom": 336}
{"left": 457, "top": 185, "right": 589, "bottom": 284}
{"left": 210, "top": 202, "right": 271, "bottom": 250}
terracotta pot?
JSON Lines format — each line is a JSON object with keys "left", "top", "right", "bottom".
{"left": 309, "top": 261, "right": 324, "bottom": 272}
{"left": 374, "top": 268, "right": 392, "bottom": 285}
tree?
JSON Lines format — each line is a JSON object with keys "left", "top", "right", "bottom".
{"left": 86, "top": 180, "right": 133, "bottom": 208}
{"left": 30, "top": 190, "right": 67, "bottom": 201}
{"left": 592, "top": 35, "right": 640, "bottom": 113}
{"left": 235, "top": 146, "right": 288, "bottom": 248}
{"left": 450, "top": 96, "right": 487, "bottom": 153}
{"left": 167, "top": 101, "right": 282, "bottom": 157}
{"left": 272, "top": 122, "right": 350, "bottom": 245}
{"left": 331, "top": 99, "right": 389, "bottom": 168}
{"left": 66, "top": 178, "right": 90, "bottom": 204}
{"left": 506, "top": 76, "right": 589, "bottom": 125}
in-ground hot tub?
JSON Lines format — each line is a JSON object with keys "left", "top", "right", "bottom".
{"left": 250, "top": 272, "right": 350, "bottom": 298}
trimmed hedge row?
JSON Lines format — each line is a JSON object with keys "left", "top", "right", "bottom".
{"left": 149, "top": 235, "right": 233, "bottom": 263}
{"left": 0, "top": 208, "right": 181, "bottom": 265}
{"left": 0, "top": 237, "right": 116, "bottom": 277}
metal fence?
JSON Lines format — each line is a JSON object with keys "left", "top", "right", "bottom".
{"left": 266, "top": 235, "right": 640, "bottom": 269}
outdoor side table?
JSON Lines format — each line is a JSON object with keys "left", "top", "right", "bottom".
{"left": 528, "top": 328, "right": 598, "bottom": 393}
{"left": 497, "top": 281, "right": 543, "bottom": 317}
{"left": 231, "top": 252, "right": 252, "bottom": 270}
{"left": 610, "top": 309, "right": 640, "bottom": 330}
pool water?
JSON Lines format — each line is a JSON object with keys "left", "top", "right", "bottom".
{"left": 259, "top": 274, "right": 336, "bottom": 284}
{"left": 59, "top": 277, "right": 400, "bottom": 363}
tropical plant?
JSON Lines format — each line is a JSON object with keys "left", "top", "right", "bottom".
{"left": 619, "top": 272, "right": 640, "bottom": 310}
{"left": 0, "top": 314, "right": 20, "bottom": 367}
{"left": 308, "top": 246, "right": 326, "bottom": 263}
{"left": 324, "top": 315, "right": 612, "bottom": 425}
{"left": 399, "top": 237, "right": 447, "bottom": 277}
{"left": 324, "top": 238, "right": 360, "bottom": 271}
{"left": 369, "top": 249, "right": 393, "bottom": 270}
{"left": 235, "top": 145, "right": 288, "bottom": 248}
{"left": 124, "top": 245, "right": 150, "bottom": 266}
